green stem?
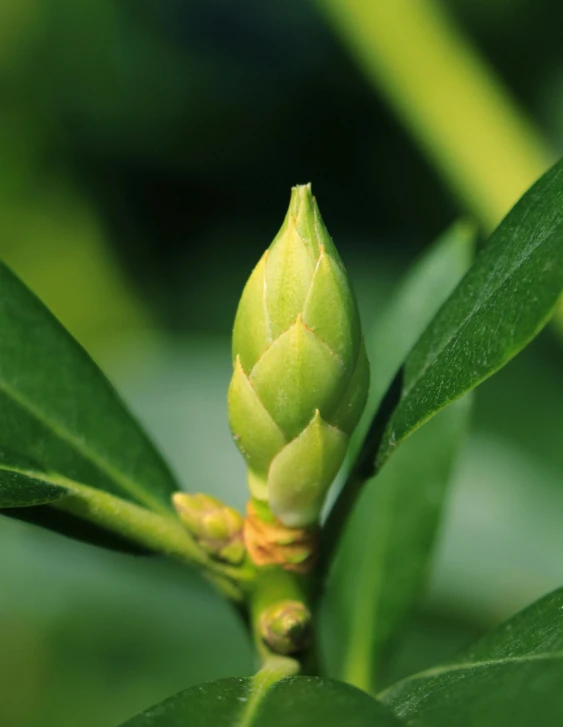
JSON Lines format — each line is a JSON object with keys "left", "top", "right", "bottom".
{"left": 248, "top": 565, "right": 322, "bottom": 676}
{"left": 2, "top": 460, "right": 256, "bottom": 601}
{"left": 313, "top": 0, "right": 552, "bottom": 228}
{"left": 237, "top": 654, "right": 300, "bottom": 727}
{"left": 53, "top": 476, "right": 255, "bottom": 599}
{"left": 250, "top": 568, "right": 309, "bottom": 661}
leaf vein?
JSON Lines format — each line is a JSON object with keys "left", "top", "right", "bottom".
{"left": 0, "top": 380, "right": 168, "bottom": 515}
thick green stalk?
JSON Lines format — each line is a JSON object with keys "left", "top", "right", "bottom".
{"left": 250, "top": 568, "right": 310, "bottom": 662}
{"left": 0, "top": 459, "right": 255, "bottom": 601}
{"left": 314, "top": 0, "right": 553, "bottom": 229}
{"left": 51, "top": 476, "right": 255, "bottom": 600}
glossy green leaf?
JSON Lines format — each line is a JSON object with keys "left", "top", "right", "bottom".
{"left": 0, "top": 263, "right": 179, "bottom": 536}
{"left": 377, "top": 159, "right": 563, "bottom": 467}
{"left": 121, "top": 675, "right": 402, "bottom": 726}
{"left": 324, "top": 223, "right": 473, "bottom": 691}
{"left": 381, "top": 587, "right": 563, "bottom": 726}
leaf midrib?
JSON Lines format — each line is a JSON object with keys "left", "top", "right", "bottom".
{"left": 379, "top": 650, "right": 563, "bottom": 703}
{"left": 0, "top": 378, "right": 170, "bottom": 515}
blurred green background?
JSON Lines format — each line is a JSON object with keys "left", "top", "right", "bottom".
{"left": 1, "top": 0, "right": 562, "bottom": 724}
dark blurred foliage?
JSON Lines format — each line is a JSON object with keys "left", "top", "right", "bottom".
{"left": 1, "top": 1, "right": 563, "bottom": 725}
{"left": 4, "top": 0, "right": 456, "bottom": 336}
{"left": 5, "top": 0, "right": 563, "bottom": 333}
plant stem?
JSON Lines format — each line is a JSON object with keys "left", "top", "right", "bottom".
{"left": 250, "top": 568, "right": 308, "bottom": 660}
{"left": 248, "top": 566, "right": 321, "bottom": 674}
{"left": 0, "top": 459, "right": 256, "bottom": 601}
{"left": 54, "top": 476, "right": 256, "bottom": 598}
{"left": 313, "top": 0, "right": 552, "bottom": 229}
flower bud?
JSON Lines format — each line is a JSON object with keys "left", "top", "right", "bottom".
{"left": 228, "top": 184, "right": 369, "bottom": 528}
{"left": 173, "top": 493, "right": 245, "bottom": 564}
{"left": 259, "top": 600, "right": 311, "bottom": 655}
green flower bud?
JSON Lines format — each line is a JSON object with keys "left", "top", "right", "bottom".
{"left": 228, "top": 184, "right": 369, "bottom": 528}
{"left": 173, "top": 493, "right": 245, "bottom": 564}
{"left": 259, "top": 600, "right": 311, "bottom": 655}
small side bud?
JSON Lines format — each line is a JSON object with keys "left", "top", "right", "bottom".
{"left": 259, "top": 600, "right": 311, "bottom": 655}
{"left": 173, "top": 492, "right": 245, "bottom": 565}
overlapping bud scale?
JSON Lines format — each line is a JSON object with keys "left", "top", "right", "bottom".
{"left": 228, "top": 184, "right": 369, "bottom": 528}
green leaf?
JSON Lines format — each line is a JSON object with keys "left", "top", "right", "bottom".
{"left": 0, "top": 446, "right": 244, "bottom": 599}
{"left": 0, "top": 262, "right": 178, "bottom": 531}
{"left": 0, "top": 450, "right": 69, "bottom": 507}
{"left": 376, "top": 159, "right": 563, "bottom": 468}
{"left": 324, "top": 223, "right": 473, "bottom": 691}
{"left": 121, "top": 675, "right": 402, "bottom": 726}
{"left": 381, "top": 587, "right": 563, "bottom": 727}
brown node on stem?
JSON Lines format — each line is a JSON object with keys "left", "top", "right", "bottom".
{"left": 243, "top": 502, "right": 318, "bottom": 574}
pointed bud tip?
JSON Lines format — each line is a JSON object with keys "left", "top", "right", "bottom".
{"left": 287, "top": 183, "right": 319, "bottom": 248}
{"left": 289, "top": 182, "right": 313, "bottom": 211}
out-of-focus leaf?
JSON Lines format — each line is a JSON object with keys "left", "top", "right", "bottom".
{"left": 313, "top": 0, "right": 552, "bottom": 229}
{"left": 359, "top": 221, "right": 475, "bottom": 447}
{"left": 336, "top": 399, "right": 471, "bottom": 692}
{"left": 381, "top": 587, "right": 563, "bottom": 726}
{"left": 325, "top": 223, "right": 473, "bottom": 691}
{"left": 121, "top": 675, "right": 402, "bottom": 726}
{"left": 375, "top": 159, "right": 563, "bottom": 468}
{"left": 0, "top": 182, "right": 152, "bottom": 350}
